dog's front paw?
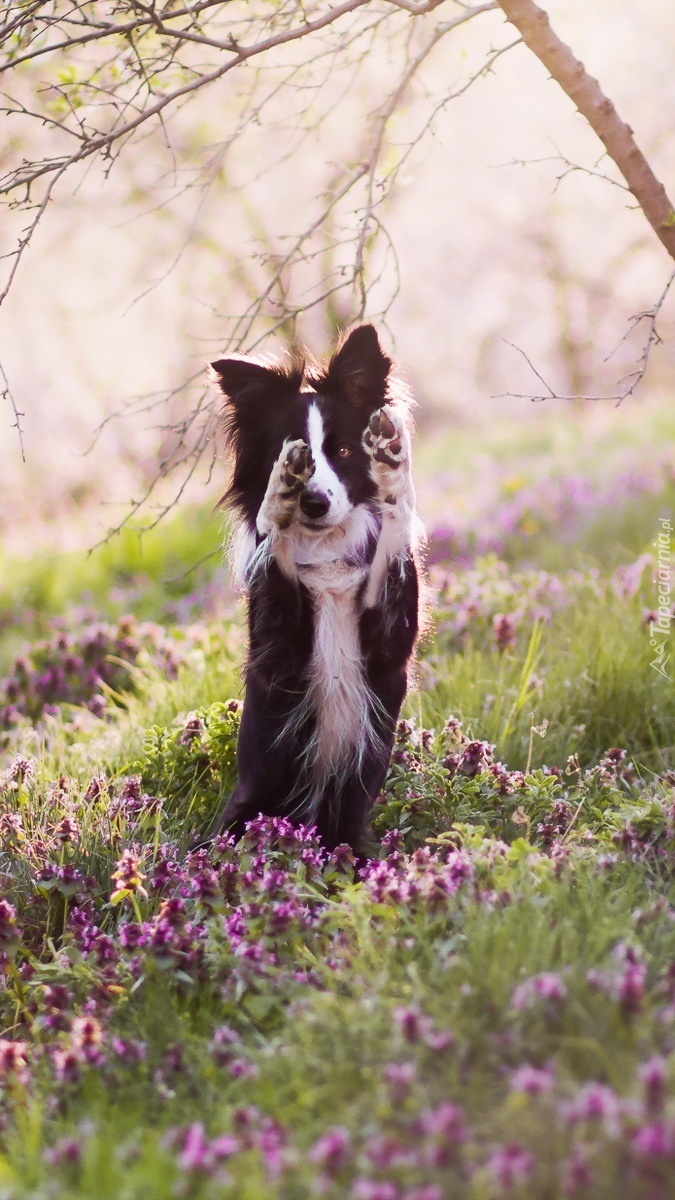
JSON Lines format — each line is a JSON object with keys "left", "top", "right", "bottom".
{"left": 362, "top": 404, "right": 408, "bottom": 469}
{"left": 257, "top": 439, "right": 316, "bottom": 535}
{"left": 280, "top": 439, "right": 314, "bottom": 495}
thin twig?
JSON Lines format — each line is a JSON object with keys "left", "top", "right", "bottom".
{"left": 1, "top": 359, "right": 26, "bottom": 462}
{"left": 495, "top": 269, "right": 675, "bottom": 406}
{"left": 499, "top": 148, "right": 630, "bottom": 195}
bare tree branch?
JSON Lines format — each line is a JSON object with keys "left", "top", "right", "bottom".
{"left": 502, "top": 148, "right": 631, "bottom": 195}
{"left": 496, "top": 0, "right": 675, "bottom": 262}
{"left": 496, "top": 268, "right": 675, "bottom": 407}
{"left": 4, "top": 0, "right": 674, "bottom": 526}
{"left": 1, "top": 1, "right": 371, "bottom": 196}
{"left": 0, "top": 0, "right": 503, "bottom": 402}
{"left": 1, "top": 360, "right": 26, "bottom": 463}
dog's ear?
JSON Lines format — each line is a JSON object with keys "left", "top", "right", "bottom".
{"left": 210, "top": 356, "right": 303, "bottom": 405}
{"left": 323, "top": 325, "right": 392, "bottom": 411}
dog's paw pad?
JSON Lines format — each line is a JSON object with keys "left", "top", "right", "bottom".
{"left": 281, "top": 439, "right": 314, "bottom": 492}
{"left": 363, "top": 405, "right": 407, "bottom": 468}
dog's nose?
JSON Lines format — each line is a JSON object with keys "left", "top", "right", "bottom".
{"left": 299, "top": 490, "right": 330, "bottom": 520}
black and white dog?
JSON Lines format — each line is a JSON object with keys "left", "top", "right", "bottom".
{"left": 210, "top": 325, "right": 423, "bottom": 852}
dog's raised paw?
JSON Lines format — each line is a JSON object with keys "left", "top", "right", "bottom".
{"left": 362, "top": 404, "right": 407, "bottom": 468}
{"left": 280, "top": 439, "right": 315, "bottom": 494}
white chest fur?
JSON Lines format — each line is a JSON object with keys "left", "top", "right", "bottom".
{"left": 297, "top": 559, "right": 373, "bottom": 780}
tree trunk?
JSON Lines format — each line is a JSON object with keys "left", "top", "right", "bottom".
{"left": 496, "top": 0, "right": 675, "bottom": 262}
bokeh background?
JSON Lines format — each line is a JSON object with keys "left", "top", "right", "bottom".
{"left": 2, "top": 0, "right": 674, "bottom": 554}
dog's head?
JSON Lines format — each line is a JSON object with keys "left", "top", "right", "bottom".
{"left": 212, "top": 325, "right": 394, "bottom": 530}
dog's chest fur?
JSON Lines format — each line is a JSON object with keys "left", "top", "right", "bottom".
{"left": 296, "top": 557, "right": 371, "bottom": 774}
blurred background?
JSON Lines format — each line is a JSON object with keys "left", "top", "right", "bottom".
{"left": 1, "top": 0, "right": 673, "bottom": 549}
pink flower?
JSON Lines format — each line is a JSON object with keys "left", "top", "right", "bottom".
{"left": 352, "top": 1182, "right": 399, "bottom": 1200}
{"left": 418, "top": 1102, "right": 467, "bottom": 1167}
{"left": 560, "top": 1144, "right": 591, "bottom": 1197}
{"left": 617, "top": 962, "right": 646, "bottom": 1015}
{"left": 229, "top": 1058, "right": 257, "bottom": 1079}
{"left": 44, "top": 1138, "right": 82, "bottom": 1167}
{"left": 111, "top": 849, "right": 148, "bottom": 903}
{"left": 402, "top": 1189, "right": 442, "bottom": 1200}
{"left": 509, "top": 1062, "right": 555, "bottom": 1095}
{"left": 176, "top": 1122, "right": 238, "bottom": 1172}
{"left": 392, "top": 1005, "right": 425, "bottom": 1043}
{"left": 632, "top": 1120, "right": 675, "bottom": 1160}
{"left": 418, "top": 1102, "right": 466, "bottom": 1142}
{"left": 485, "top": 1143, "right": 533, "bottom": 1188}
{"left": 511, "top": 972, "right": 567, "bottom": 1010}
{"left": 562, "top": 1082, "right": 625, "bottom": 1138}
{"left": 0, "top": 900, "right": 20, "bottom": 957}
{"left": 382, "top": 1061, "right": 416, "bottom": 1102}
{"left": 308, "top": 1126, "right": 352, "bottom": 1174}
{"left": 178, "top": 1123, "right": 212, "bottom": 1171}
{"left": 493, "top": 612, "right": 516, "bottom": 651}
{"left": 52, "top": 1047, "right": 81, "bottom": 1085}
{"left": 365, "top": 1135, "right": 413, "bottom": 1171}
{"left": 0, "top": 1039, "right": 29, "bottom": 1086}
{"left": 639, "top": 1056, "right": 668, "bottom": 1114}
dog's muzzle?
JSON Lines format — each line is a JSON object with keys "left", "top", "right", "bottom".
{"left": 299, "top": 489, "right": 331, "bottom": 521}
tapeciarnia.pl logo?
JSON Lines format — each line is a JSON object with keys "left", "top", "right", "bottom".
{"left": 650, "top": 516, "right": 672, "bottom": 680}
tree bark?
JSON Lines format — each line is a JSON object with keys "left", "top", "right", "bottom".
{"left": 496, "top": 0, "right": 675, "bottom": 263}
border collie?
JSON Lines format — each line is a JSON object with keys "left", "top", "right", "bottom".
{"left": 210, "top": 325, "right": 424, "bottom": 853}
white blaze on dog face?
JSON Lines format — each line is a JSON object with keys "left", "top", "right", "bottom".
{"left": 305, "top": 403, "right": 351, "bottom": 526}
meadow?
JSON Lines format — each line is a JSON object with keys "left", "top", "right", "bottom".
{"left": 0, "top": 396, "right": 674, "bottom": 1199}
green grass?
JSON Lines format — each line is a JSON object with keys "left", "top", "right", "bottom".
{"left": 419, "top": 580, "right": 674, "bottom": 774}
{"left": 0, "top": 506, "right": 227, "bottom": 669}
{"left": 1, "top": 400, "right": 674, "bottom": 1198}
{"left": 2, "top": 858, "right": 675, "bottom": 1198}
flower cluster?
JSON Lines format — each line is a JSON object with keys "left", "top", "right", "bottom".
{"left": 0, "top": 782, "right": 673, "bottom": 1199}
{"left": 424, "top": 453, "right": 674, "bottom": 567}
{"left": 0, "top": 615, "right": 196, "bottom": 729}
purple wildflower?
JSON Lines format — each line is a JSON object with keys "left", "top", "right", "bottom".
{"left": 211, "top": 1025, "right": 242, "bottom": 1067}
{"left": 632, "top": 1120, "right": 675, "bottom": 1160}
{"left": 509, "top": 1062, "right": 555, "bottom": 1095}
{"left": 493, "top": 612, "right": 516, "bottom": 651}
{"left": 511, "top": 972, "right": 567, "bottom": 1011}
{"left": 54, "top": 815, "right": 80, "bottom": 844}
{"left": 392, "top": 1005, "right": 426, "bottom": 1043}
{"left": 111, "top": 1038, "right": 147, "bottom": 1065}
{"left": 0, "top": 1039, "right": 29, "bottom": 1086}
{"left": 382, "top": 1061, "right": 416, "bottom": 1102}
{"left": 352, "top": 1182, "right": 399, "bottom": 1200}
{"left": 176, "top": 1122, "right": 238, "bottom": 1172}
{"left": 71, "top": 1015, "right": 105, "bottom": 1066}
{"left": 0, "top": 899, "right": 20, "bottom": 958}
{"left": 308, "top": 1126, "right": 352, "bottom": 1173}
{"left": 52, "top": 1046, "right": 81, "bottom": 1085}
{"left": 617, "top": 961, "right": 646, "bottom": 1015}
{"left": 418, "top": 1102, "right": 467, "bottom": 1167}
{"left": 44, "top": 1138, "right": 83, "bottom": 1168}
{"left": 111, "top": 849, "right": 148, "bottom": 903}
{"left": 560, "top": 1144, "right": 592, "bottom": 1197}
{"left": 485, "top": 1142, "right": 534, "bottom": 1189}
{"left": 402, "top": 1189, "right": 443, "bottom": 1200}
{"left": 639, "top": 1057, "right": 668, "bottom": 1114}
{"left": 562, "top": 1082, "right": 624, "bottom": 1138}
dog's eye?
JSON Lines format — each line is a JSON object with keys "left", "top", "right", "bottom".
{"left": 337, "top": 445, "right": 352, "bottom": 458}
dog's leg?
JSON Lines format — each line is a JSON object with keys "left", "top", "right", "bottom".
{"left": 256, "top": 439, "right": 314, "bottom": 536}
{"left": 213, "top": 559, "right": 316, "bottom": 839}
{"left": 362, "top": 404, "right": 418, "bottom": 608}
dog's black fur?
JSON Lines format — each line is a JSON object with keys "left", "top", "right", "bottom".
{"left": 210, "top": 325, "right": 422, "bottom": 852}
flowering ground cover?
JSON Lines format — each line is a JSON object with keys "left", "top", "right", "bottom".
{"left": 0, "top": 403, "right": 673, "bottom": 1198}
